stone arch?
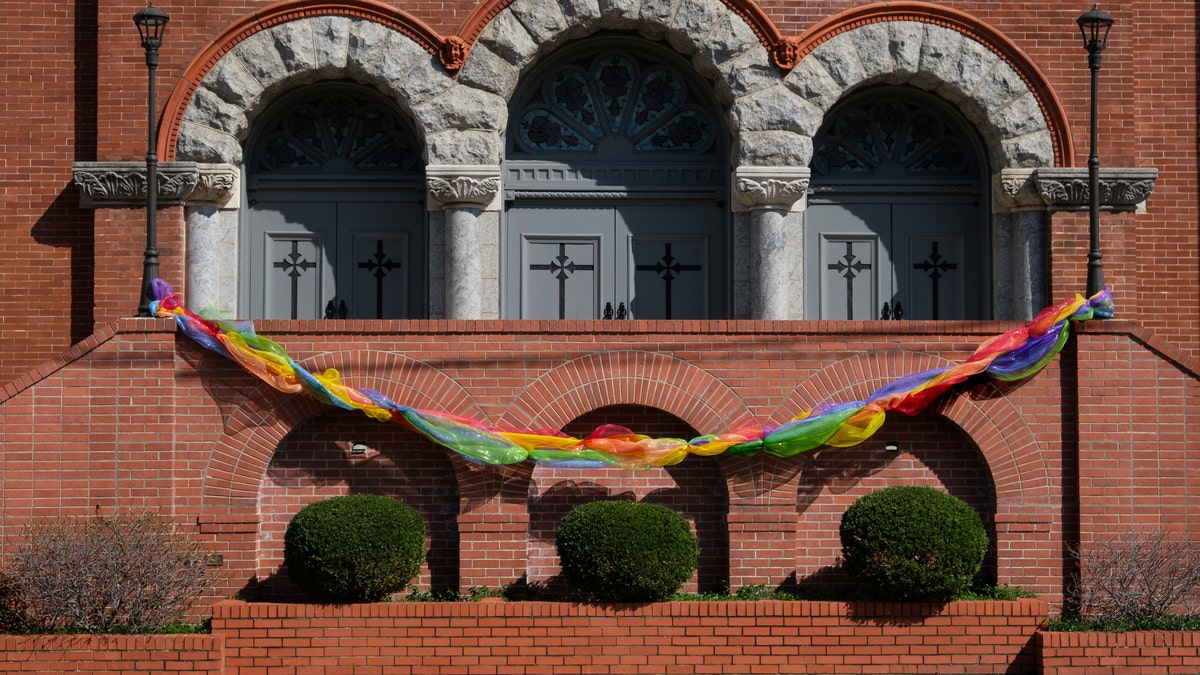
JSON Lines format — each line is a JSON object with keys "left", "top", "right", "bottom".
{"left": 166, "top": 4, "right": 505, "bottom": 165}
{"left": 199, "top": 350, "right": 492, "bottom": 508}
{"left": 498, "top": 350, "right": 754, "bottom": 435}
{"left": 772, "top": 350, "right": 1052, "bottom": 507}
{"left": 786, "top": 2, "right": 1073, "bottom": 170}
{"left": 455, "top": 0, "right": 817, "bottom": 165}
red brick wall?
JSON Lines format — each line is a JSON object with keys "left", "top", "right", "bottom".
{"left": 1039, "top": 630, "right": 1200, "bottom": 675}
{"left": 209, "top": 599, "right": 1047, "bottom": 675}
{"left": 0, "top": 634, "right": 224, "bottom": 674}
{"left": 1, "top": 0, "right": 1196, "bottom": 384}
{"left": 2, "top": 317, "right": 1196, "bottom": 611}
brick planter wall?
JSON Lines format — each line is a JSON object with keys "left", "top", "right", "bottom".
{"left": 0, "top": 634, "right": 224, "bottom": 673}
{"left": 211, "top": 599, "right": 1045, "bottom": 674}
{"left": 1038, "top": 630, "right": 1200, "bottom": 675}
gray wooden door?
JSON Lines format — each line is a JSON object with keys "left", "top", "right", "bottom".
{"left": 806, "top": 199, "right": 981, "bottom": 320}
{"left": 247, "top": 197, "right": 424, "bottom": 319}
{"left": 506, "top": 203, "right": 721, "bottom": 319}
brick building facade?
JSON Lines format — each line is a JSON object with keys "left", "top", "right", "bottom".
{"left": 0, "top": 0, "right": 1197, "bottom": 609}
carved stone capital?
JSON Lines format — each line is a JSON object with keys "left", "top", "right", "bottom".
{"left": 425, "top": 165, "right": 502, "bottom": 211}
{"left": 993, "top": 168, "right": 1041, "bottom": 212}
{"left": 732, "top": 166, "right": 811, "bottom": 212}
{"left": 993, "top": 167, "right": 1158, "bottom": 214}
{"left": 1034, "top": 167, "right": 1158, "bottom": 213}
{"left": 191, "top": 164, "right": 240, "bottom": 207}
{"left": 72, "top": 161, "right": 239, "bottom": 209}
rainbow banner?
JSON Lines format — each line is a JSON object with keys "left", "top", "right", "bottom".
{"left": 151, "top": 279, "right": 1112, "bottom": 469}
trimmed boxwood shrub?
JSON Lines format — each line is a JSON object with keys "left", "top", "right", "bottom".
{"left": 555, "top": 500, "right": 698, "bottom": 603}
{"left": 284, "top": 494, "right": 426, "bottom": 603}
{"left": 839, "top": 486, "right": 988, "bottom": 601}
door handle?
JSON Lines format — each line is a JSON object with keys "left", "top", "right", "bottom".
{"left": 324, "top": 299, "right": 348, "bottom": 319}
{"left": 603, "top": 301, "right": 628, "bottom": 320}
{"left": 880, "top": 301, "right": 904, "bottom": 320}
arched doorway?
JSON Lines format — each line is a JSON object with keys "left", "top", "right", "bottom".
{"left": 241, "top": 83, "right": 427, "bottom": 320}
{"left": 503, "top": 38, "right": 730, "bottom": 320}
{"left": 806, "top": 87, "right": 989, "bottom": 321}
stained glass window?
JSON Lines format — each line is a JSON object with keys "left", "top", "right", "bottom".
{"left": 513, "top": 52, "right": 715, "bottom": 154}
{"left": 254, "top": 90, "right": 419, "bottom": 173}
{"left": 812, "top": 97, "right": 970, "bottom": 177}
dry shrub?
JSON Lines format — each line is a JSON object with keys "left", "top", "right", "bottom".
{"left": 1073, "top": 528, "right": 1200, "bottom": 623}
{"left": 4, "top": 511, "right": 208, "bottom": 632}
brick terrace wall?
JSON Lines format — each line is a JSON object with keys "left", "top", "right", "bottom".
{"left": 1, "top": 318, "right": 1198, "bottom": 611}
{"left": 1038, "top": 630, "right": 1200, "bottom": 675}
{"left": 210, "top": 599, "right": 1047, "bottom": 675}
{"left": 0, "top": 634, "right": 224, "bottom": 674}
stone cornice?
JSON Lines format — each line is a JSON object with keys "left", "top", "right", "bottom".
{"left": 994, "top": 167, "right": 1157, "bottom": 213}
{"left": 72, "top": 161, "right": 239, "bottom": 209}
{"left": 732, "top": 166, "right": 811, "bottom": 212}
{"left": 425, "top": 165, "right": 502, "bottom": 211}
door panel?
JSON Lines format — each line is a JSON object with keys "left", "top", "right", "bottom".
{"left": 250, "top": 201, "right": 338, "bottom": 320}
{"left": 805, "top": 200, "right": 981, "bottom": 320}
{"left": 622, "top": 204, "right": 716, "bottom": 319}
{"left": 339, "top": 202, "right": 425, "bottom": 319}
{"left": 508, "top": 206, "right": 611, "bottom": 319}
{"left": 806, "top": 203, "right": 890, "bottom": 321}
{"left": 506, "top": 202, "right": 723, "bottom": 319}
{"left": 247, "top": 198, "right": 425, "bottom": 319}
{"left": 522, "top": 237, "right": 602, "bottom": 319}
{"left": 892, "top": 203, "right": 979, "bottom": 320}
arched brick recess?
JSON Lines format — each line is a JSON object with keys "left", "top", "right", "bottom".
{"left": 787, "top": 2, "right": 1072, "bottom": 169}
{"left": 496, "top": 350, "right": 754, "bottom": 437}
{"left": 199, "top": 350, "right": 490, "bottom": 509}
{"left": 772, "top": 350, "right": 1050, "bottom": 506}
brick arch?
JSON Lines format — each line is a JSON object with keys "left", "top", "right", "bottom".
{"left": 199, "top": 350, "right": 491, "bottom": 508}
{"left": 457, "top": 0, "right": 802, "bottom": 72}
{"left": 771, "top": 350, "right": 1051, "bottom": 506}
{"left": 459, "top": 0, "right": 818, "bottom": 166}
{"left": 788, "top": 2, "right": 1073, "bottom": 169}
{"left": 163, "top": 1, "right": 500, "bottom": 165}
{"left": 498, "top": 350, "right": 753, "bottom": 437}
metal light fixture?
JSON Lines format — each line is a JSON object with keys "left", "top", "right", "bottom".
{"left": 884, "top": 441, "right": 900, "bottom": 453}
{"left": 133, "top": 3, "right": 169, "bottom": 316}
{"left": 1077, "top": 4, "right": 1114, "bottom": 299}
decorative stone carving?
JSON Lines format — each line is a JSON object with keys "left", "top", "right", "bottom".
{"left": 72, "top": 161, "right": 239, "bottom": 208}
{"left": 425, "top": 165, "right": 502, "bottom": 210}
{"left": 993, "top": 168, "right": 1041, "bottom": 212}
{"left": 994, "top": 167, "right": 1158, "bottom": 213}
{"left": 732, "top": 166, "right": 810, "bottom": 212}
{"left": 1035, "top": 168, "right": 1158, "bottom": 212}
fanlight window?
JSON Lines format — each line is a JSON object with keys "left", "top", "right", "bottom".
{"left": 513, "top": 51, "right": 716, "bottom": 154}
{"left": 253, "top": 91, "right": 419, "bottom": 173}
{"left": 812, "top": 98, "right": 973, "bottom": 177}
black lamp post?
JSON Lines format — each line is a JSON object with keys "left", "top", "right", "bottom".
{"left": 134, "top": 3, "right": 169, "bottom": 317}
{"left": 1077, "top": 4, "right": 1114, "bottom": 299}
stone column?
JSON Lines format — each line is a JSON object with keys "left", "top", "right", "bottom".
{"left": 733, "top": 166, "right": 810, "bottom": 320}
{"left": 426, "top": 165, "right": 501, "bottom": 320}
{"left": 184, "top": 165, "right": 240, "bottom": 312}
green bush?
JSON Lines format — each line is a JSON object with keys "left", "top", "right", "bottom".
{"left": 555, "top": 500, "right": 698, "bottom": 602}
{"left": 284, "top": 494, "right": 426, "bottom": 603}
{"left": 839, "top": 486, "right": 988, "bottom": 601}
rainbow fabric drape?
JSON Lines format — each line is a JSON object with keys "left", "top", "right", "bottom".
{"left": 151, "top": 279, "right": 1112, "bottom": 469}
